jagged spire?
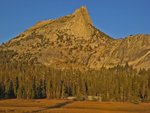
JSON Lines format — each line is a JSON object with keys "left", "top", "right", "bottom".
{"left": 73, "top": 6, "right": 93, "bottom": 25}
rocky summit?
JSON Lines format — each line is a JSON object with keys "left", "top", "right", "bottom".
{"left": 0, "top": 6, "right": 150, "bottom": 70}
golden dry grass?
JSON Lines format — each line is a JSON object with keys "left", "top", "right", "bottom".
{"left": 0, "top": 99, "right": 67, "bottom": 113}
{"left": 0, "top": 99, "right": 150, "bottom": 113}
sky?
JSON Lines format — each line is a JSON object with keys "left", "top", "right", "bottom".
{"left": 0, "top": 0, "right": 150, "bottom": 43}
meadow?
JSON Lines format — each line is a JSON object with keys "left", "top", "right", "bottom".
{"left": 0, "top": 99, "right": 150, "bottom": 113}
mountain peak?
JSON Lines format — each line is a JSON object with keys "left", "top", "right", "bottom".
{"left": 74, "top": 6, "right": 88, "bottom": 15}
{"left": 73, "top": 6, "right": 93, "bottom": 26}
{"left": 2, "top": 6, "right": 150, "bottom": 70}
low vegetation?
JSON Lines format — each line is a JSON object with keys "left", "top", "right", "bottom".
{"left": 0, "top": 99, "right": 150, "bottom": 113}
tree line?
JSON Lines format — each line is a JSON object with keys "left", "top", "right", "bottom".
{"left": 0, "top": 50, "right": 150, "bottom": 102}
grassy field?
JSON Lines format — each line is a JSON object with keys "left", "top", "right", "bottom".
{"left": 0, "top": 99, "right": 150, "bottom": 113}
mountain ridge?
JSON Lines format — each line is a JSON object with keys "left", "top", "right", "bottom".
{"left": 0, "top": 6, "right": 150, "bottom": 70}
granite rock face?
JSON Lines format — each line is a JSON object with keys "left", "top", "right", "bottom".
{"left": 1, "top": 6, "right": 150, "bottom": 70}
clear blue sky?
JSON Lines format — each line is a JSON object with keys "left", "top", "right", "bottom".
{"left": 0, "top": 0, "right": 150, "bottom": 43}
